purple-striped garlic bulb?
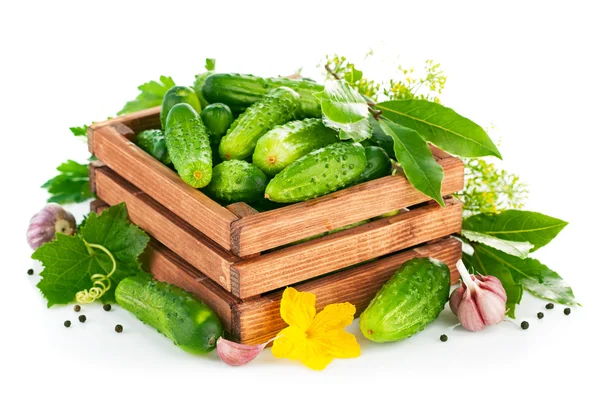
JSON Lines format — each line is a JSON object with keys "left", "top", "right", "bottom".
{"left": 27, "top": 204, "right": 76, "bottom": 249}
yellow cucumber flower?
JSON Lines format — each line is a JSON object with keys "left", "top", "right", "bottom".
{"left": 271, "top": 287, "right": 361, "bottom": 370}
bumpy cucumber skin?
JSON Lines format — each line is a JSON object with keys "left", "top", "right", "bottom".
{"left": 202, "top": 73, "right": 323, "bottom": 117}
{"left": 265, "top": 142, "right": 366, "bottom": 203}
{"left": 360, "top": 258, "right": 450, "bottom": 343}
{"left": 204, "top": 160, "right": 267, "bottom": 203}
{"left": 136, "top": 129, "right": 171, "bottom": 165}
{"left": 252, "top": 118, "right": 339, "bottom": 177}
{"left": 218, "top": 87, "right": 301, "bottom": 161}
{"left": 353, "top": 146, "right": 392, "bottom": 184}
{"left": 200, "top": 103, "right": 234, "bottom": 145}
{"left": 165, "top": 103, "right": 212, "bottom": 188}
{"left": 115, "top": 275, "right": 223, "bottom": 354}
{"left": 193, "top": 71, "right": 214, "bottom": 109}
{"left": 160, "top": 86, "right": 202, "bottom": 129}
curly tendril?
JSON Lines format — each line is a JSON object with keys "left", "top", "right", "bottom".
{"left": 76, "top": 241, "right": 116, "bottom": 304}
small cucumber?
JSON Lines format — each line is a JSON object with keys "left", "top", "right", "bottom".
{"left": 204, "top": 160, "right": 267, "bottom": 204}
{"left": 160, "top": 86, "right": 202, "bottom": 129}
{"left": 202, "top": 73, "right": 324, "bottom": 117}
{"left": 165, "top": 103, "right": 212, "bottom": 188}
{"left": 353, "top": 146, "right": 392, "bottom": 184}
{"left": 136, "top": 129, "right": 171, "bottom": 165}
{"left": 360, "top": 258, "right": 450, "bottom": 343}
{"left": 200, "top": 103, "right": 234, "bottom": 145}
{"left": 193, "top": 71, "right": 214, "bottom": 109}
{"left": 219, "top": 87, "right": 301, "bottom": 161}
{"left": 116, "top": 275, "right": 222, "bottom": 354}
{"left": 253, "top": 118, "right": 339, "bottom": 177}
{"left": 265, "top": 142, "right": 366, "bottom": 203}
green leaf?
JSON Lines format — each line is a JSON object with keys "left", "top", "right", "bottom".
{"left": 205, "top": 58, "right": 216, "bottom": 71}
{"left": 377, "top": 99, "right": 502, "bottom": 159}
{"left": 379, "top": 118, "right": 445, "bottom": 206}
{"left": 314, "top": 80, "right": 372, "bottom": 142}
{"left": 461, "top": 229, "right": 533, "bottom": 259}
{"left": 463, "top": 210, "right": 568, "bottom": 251}
{"left": 33, "top": 203, "right": 149, "bottom": 307}
{"left": 41, "top": 160, "right": 93, "bottom": 204}
{"left": 118, "top": 75, "right": 176, "bottom": 115}
{"left": 343, "top": 63, "right": 363, "bottom": 84}
{"left": 70, "top": 125, "right": 88, "bottom": 138}
{"left": 465, "top": 251, "right": 523, "bottom": 318}
{"left": 472, "top": 243, "right": 578, "bottom": 306}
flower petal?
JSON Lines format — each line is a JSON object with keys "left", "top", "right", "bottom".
{"left": 300, "top": 340, "right": 335, "bottom": 371}
{"left": 280, "top": 287, "right": 316, "bottom": 331}
{"left": 310, "top": 329, "right": 361, "bottom": 359}
{"left": 272, "top": 326, "right": 307, "bottom": 361}
{"left": 309, "top": 302, "right": 356, "bottom": 333}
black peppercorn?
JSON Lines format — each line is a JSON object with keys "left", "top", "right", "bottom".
{"left": 521, "top": 321, "right": 529, "bottom": 330}
{"left": 537, "top": 312, "right": 544, "bottom": 319}
{"left": 103, "top": 304, "right": 112, "bottom": 312}
{"left": 64, "top": 320, "right": 71, "bottom": 328}
{"left": 440, "top": 334, "right": 448, "bottom": 342}
{"left": 27, "top": 269, "right": 34, "bottom": 276}
{"left": 115, "top": 325, "right": 123, "bottom": 333}
{"left": 78, "top": 315, "right": 86, "bottom": 323}
{"left": 564, "top": 308, "right": 571, "bottom": 315}
{"left": 545, "top": 303, "right": 554, "bottom": 309}
{"left": 73, "top": 305, "right": 81, "bottom": 312}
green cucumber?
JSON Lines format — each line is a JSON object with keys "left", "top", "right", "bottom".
{"left": 360, "top": 258, "right": 450, "bottom": 343}
{"left": 253, "top": 118, "right": 339, "bottom": 177}
{"left": 265, "top": 142, "right": 366, "bottom": 203}
{"left": 193, "top": 71, "right": 214, "bottom": 109}
{"left": 201, "top": 103, "right": 234, "bottom": 145}
{"left": 353, "top": 146, "right": 392, "bottom": 184}
{"left": 136, "top": 129, "right": 171, "bottom": 165}
{"left": 160, "top": 86, "right": 202, "bottom": 129}
{"left": 218, "top": 86, "right": 301, "bottom": 161}
{"left": 116, "top": 275, "right": 223, "bottom": 354}
{"left": 202, "top": 73, "right": 323, "bottom": 117}
{"left": 204, "top": 160, "right": 267, "bottom": 203}
{"left": 165, "top": 103, "right": 212, "bottom": 188}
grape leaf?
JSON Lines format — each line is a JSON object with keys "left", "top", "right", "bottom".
{"left": 463, "top": 210, "right": 568, "bottom": 251}
{"left": 118, "top": 75, "right": 176, "bottom": 115}
{"left": 461, "top": 229, "right": 533, "bottom": 259}
{"left": 379, "top": 118, "right": 445, "bottom": 206}
{"left": 472, "top": 243, "right": 578, "bottom": 306}
{"left": 464, "top": 251, "right": 523, "bottom": 318}
{"left": 41, "top": 160, "right": 93, "bottom": 204}
{"left": 33, "top": 203, "right": 149, "bottom": 307}
{"left": 314, "top": 80, "right": 372, "bottom": 142}
{"left": 377, "top": 99, "right": 502, "bottom": 159}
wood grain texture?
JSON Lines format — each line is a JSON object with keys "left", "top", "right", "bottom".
{"left": 231, "top": 198, "right": 462, "bottom": 298}
{"left": 231, "top": 155, "right": 464, "bottom": 257}
{"left": 93, "top": 166, "right": 239, "bottom": 291}
{"left": 90, "top": 124, "right": 237, "bottom": 250}
{"left": 89, "top": 106, "right": 161, "bottom": 136}
{"left": 233, "top": 237, "right": 462, "bottom": 344}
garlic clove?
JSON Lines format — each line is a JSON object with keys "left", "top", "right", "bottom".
{"left": 27, "top": 204, "right": 77, "bottom": 249}
{"left": 449, "top": 285, "right": 464, "bottom": 315}
{"left": 478, "top": 275, "right": 507, "bottom": 302}
{"left": 216, "top": 337, "right": 269, "bottom": 366}
{"left": 456, "top": 291, "right": 486, "bottom": 332}
{"left": 474, "top": 289, "right": 507, "bottom": 326}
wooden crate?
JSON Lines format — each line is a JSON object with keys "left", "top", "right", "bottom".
{"left": 88, "top": 107, "right": 465, "bottom": 344}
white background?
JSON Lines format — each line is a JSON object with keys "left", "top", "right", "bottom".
{"left": 1, "top": 1, "right": 599, "bottom": 407}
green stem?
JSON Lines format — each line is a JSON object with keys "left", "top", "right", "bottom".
{"left": 83, "top": 240, "right": 116, "bottom": 279}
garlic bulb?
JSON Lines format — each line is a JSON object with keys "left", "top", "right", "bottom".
{"left": 449, "top": 260, "right": 507, "bottom": 332}
{"left": 27, "top": 204, "right": 77, "bottom": 249}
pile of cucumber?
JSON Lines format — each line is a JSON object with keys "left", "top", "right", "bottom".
{"left": 136, "top": 73, "right": 392, "bottom": 206}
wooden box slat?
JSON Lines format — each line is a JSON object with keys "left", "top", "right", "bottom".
{"left": 90, "top": 123, "right": 237, "bottom": 250}
{"left": 89, "top": 108, "right": 465, "bottom": 258}
{"left": 231, "top": 155, "right": 464, "bottom": 256}
{"left": 231, "top": 198, "right": 462, "bottom": 298}
{"left": 94, "top": 166, "right": 239, "bottom": 291}
{"left": 93, "top": 166, "right": 462, "bottom": 298}
{"left": 93, "top": 199, "right": 461, "bottom": 345}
